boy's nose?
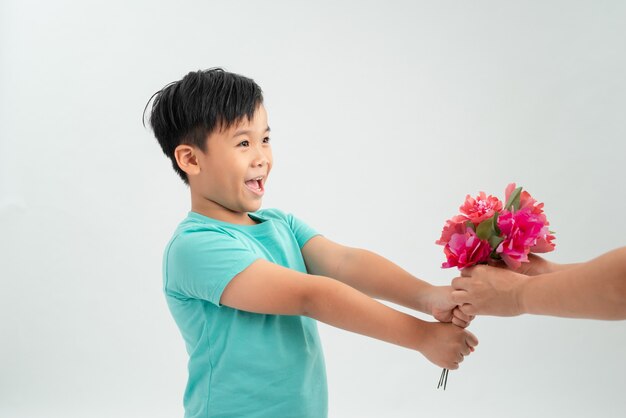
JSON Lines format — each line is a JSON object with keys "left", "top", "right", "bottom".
{"left": 252, "top": 151, "right": 270, "bottom": 167}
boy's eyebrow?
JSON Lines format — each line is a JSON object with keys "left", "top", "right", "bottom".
{"left": 233, "top": 126, "right": 271, "bottom": 137}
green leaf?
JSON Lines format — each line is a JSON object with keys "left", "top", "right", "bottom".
{"left": 504, "top": 186, "right": 522, "bottom": 211}
{"left": 476, "top": 215, "right": 496, "bottom": 240}
{"left": 493, "top": 212, "right": 501, "bottom": 234}
{"left": 489, "top": 235, "right": 504, "bottom": 250}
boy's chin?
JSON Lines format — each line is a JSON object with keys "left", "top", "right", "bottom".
{"left": 244, "top": 200, "right": 263, "bottom": 212}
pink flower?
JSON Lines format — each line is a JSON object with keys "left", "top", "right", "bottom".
{"left": 442, "top": 228, "right": 492, "bottom": 269}
{"left": 436, "top": 215, "right": 469, "bottom": 246}
{"left": 505, "top": 183, "right": 545, "bottom": 216}
{"left": 531, "top": 230, "right": 556, "bottom": 253}
{"left": 496, "top": 209, "right": 547, "bottom": 269}
{"left": 460, "top": 192, "right": 503, "bottom": 225}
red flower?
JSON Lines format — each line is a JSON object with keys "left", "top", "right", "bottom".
{"left": 436, "top": 215, "right": 469, "bottom": 246}
{"left": 460, "top": 192, "right": 503, "bottom": 225}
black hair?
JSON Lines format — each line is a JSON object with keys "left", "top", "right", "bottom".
{"left": 143, "top": 68, "right": 264, "bottom": 184}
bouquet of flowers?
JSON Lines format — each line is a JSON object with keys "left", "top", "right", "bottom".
{"left": 435, "top": 183, "right": 555, "bottom": 389}
{"left": 437, "top": 183, "right": 555, "bottom": 270}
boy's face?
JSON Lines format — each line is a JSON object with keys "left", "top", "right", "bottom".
{"left": 188, "top": 104, "right": 272, "bottom": 222}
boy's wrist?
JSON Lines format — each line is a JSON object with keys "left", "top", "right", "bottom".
{"left": 416, "top": 283, "right": 438, "bottom": 314}
{"left": 410, "top": 317, "right": 432, "bottom": 352}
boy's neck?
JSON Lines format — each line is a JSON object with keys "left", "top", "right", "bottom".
{"left": 191, "top": 199, "right": 258, "bottom": 226}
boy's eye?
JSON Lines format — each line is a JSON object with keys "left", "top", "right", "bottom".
{"left": 263, "top": 137, "right": 271, "bottom": 144}
{"left": 238, "top": 140, "right": 249, "bottom": 147}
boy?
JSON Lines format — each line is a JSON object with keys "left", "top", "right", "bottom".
{"left": 146, "top": 68, "right": 477, "bottom": 418}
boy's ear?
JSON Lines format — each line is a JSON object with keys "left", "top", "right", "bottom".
{"left": 174, "top": 145, "right": 201, "bottom": 177}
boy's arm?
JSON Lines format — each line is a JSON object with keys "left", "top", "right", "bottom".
{"left": 301, "top": 236, "right": 471, "bottom": 326}
{"left": 220, "top": 258, "right": 478, "bottom": 369}
{"left": 452, "top": 247, "right": 626, "bottom": 319}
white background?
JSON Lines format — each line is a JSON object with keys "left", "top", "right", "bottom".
{"left": 1, "top": 1, "right": 625, "bottom": 417}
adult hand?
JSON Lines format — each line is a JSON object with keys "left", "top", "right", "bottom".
{"left": 451, "top": 265, "right": 527, "bottom": 317}
{"left": 487, "top": 253, "right": 553, "bottom": 276}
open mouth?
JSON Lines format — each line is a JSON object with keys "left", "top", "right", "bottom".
{"left": 244, "top": 176, "right": 265, "bottom": 195}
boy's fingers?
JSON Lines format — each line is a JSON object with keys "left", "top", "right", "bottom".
{"left": 451, "top": 317, "right": 468, "bottom": 328}
{"left": 453, "top": 307, "right": 471, "bottom": 322}
{"left": 465, "top": 330, "right": 479, "bottom": 347}
{"left": 461, "top": 345, "right": 472, "bottom": 356}
{"left": 452, "top": 305, "right": 476, "bottom": 328}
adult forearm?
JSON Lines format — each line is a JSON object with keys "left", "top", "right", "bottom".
{"left": 520, "top": 247, "right": 626, "bottom": 319}
{"left": 542, "top": 259, "right": 583, "bottom": 274}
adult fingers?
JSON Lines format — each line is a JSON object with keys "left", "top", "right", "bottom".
{"left": 487, "top": 259, "right": 507, "bottom": 269}
{"left": 461, "top": 266, "right": 475, "bottom": 277}
{"left": 451, "top": 276, "right": 470, "bottom": 290}
{"left": 451, "top": 289, "right": 469, "bottom": 305}
{"left": 459, "top": 303, "right": 477, "bottom": 317}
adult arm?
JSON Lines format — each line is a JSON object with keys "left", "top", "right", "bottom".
{"left": 451, "top": 247, "right": 626, "bottom": 320}
{"left": 496, "top": 253, "right": 582, "bottom": 276}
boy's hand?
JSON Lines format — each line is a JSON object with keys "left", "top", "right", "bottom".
{"left": 428, "top": 285, "right": 474, "bottom": 328}
{"left": 451, "top": 265, "right": 526, "bottom": 317}
{"left": 417, "top": 322, "right": 478, "bottom": 369}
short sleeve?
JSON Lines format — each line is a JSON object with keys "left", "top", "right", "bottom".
{"left": 164, "top": 229, "right": 261, "bottom": 306}
{"left": 286, "top": 213, "right": 321, "bottom": 248}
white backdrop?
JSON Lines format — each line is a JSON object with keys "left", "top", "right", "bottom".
{"left": 1, "top": 1, "right": 625, "bottom": 417}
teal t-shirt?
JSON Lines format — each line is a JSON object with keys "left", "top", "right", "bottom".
{"left": 163, "top": 208, "right": 328, "bottom": 418}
